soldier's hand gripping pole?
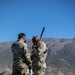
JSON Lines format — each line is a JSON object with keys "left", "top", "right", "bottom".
{"left": 40, "top": 27, "right": 45, "bottom": 40}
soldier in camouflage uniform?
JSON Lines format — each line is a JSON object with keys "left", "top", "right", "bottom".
{"left": 31, "top": 36, "right": 48, "bottom": 75}
{"left": 11, "top": 33, "right": 32, "bottom": 75}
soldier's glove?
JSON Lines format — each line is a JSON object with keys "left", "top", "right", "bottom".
{"left": 28, "top": 61, "right": 32, "bottom": 69}
{"left": 28, "top": 65, "right": 32, "bottom": 69}
{"left": 31, "top": 55, "right": 33, "bottom": 60}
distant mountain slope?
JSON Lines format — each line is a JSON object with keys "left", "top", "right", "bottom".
{"left": 0, "top": 38, "right": 75, "bottom": 75}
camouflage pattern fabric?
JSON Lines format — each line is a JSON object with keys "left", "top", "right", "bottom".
{"left": 31, "top": 41, "right": 48, "bottom": 75}
{"left": 11, "top": 41, "right": 31, "bottom": 75}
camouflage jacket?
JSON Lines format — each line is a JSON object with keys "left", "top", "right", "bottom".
{"left": 31, "top": 41, "right": 48, "bottom": 69}
{"left": 11, "top": 41, "right": 31, "bottom": 69}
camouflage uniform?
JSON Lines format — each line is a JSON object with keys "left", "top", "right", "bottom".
{"left": 31, "top": 41, "right": 48, "bottom": 75}
{"left": 11, "top": 41, "right": 31, "bottom": 75}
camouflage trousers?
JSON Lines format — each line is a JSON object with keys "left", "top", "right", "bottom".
{"left": 12, "top": 67, "right": 29, "bottom": 75}
{"left": 33, "top": 66, "right": 45, "bottom": 75}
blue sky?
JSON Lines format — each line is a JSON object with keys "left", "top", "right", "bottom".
{"left": 0, "top": 0, "right": 75, "bottom": 42}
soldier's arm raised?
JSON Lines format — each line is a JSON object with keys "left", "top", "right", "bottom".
{"left": 37, "top": 42, "right": 48, "bottom": 59}
{"left": 38, "top": 43, "right": 46, "bottom": 54}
